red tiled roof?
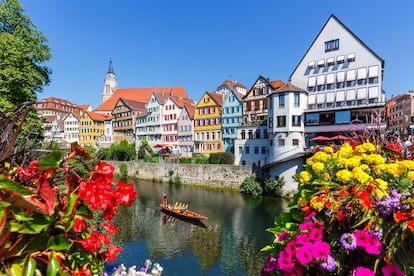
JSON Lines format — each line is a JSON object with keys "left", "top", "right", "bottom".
{"left": 183, "top": 104, "right": 195, "bottom": 119}
{"left": 87, "top": 111, "right": 109, "bottom": 121}
{"left": 94, "top": 87, "right": 188, "bottom": 112}
{"left": 119, "top": 98, "right": 147, "bottom": 111}
{"left": 207, "top": 92, "right": 223, "bottom": 106}
{"left": 271, "top": 80, "right": 285, "bottom": 89}
{"left": 274, "top": 82, "right": 307, "bottom": 93}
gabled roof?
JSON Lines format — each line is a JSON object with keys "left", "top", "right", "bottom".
{"left": 273, "top": 81, "right": 307, "bottom": 94}
{"left": 118, "top": 98, "right": 146, "bottom": 111}
{"left": 243, "top": 75, "right": 284, "bottom": 99}
{"left": 288, "top": 14, "right": 384, "bottom": 80}
{"left": 78, "top": 105, "right": 92, "bottom": 112}
{"left": 94, "top": 87, "right": 188, "bottom": 112}
{"left": 218, "top": 79, "right": 247, "bottom": 91}
{"left": 169, "top": 95, "right": 196, "bottom": 108}
{"left": 207, "top": 92, "right": 223, "bottom": 106}
{"left": 63, "top": 112, "right": 81, "bottom": 121}
{"left": 152, "top": 92, "right": 170, "bottom": 105}
{"left": 183, "top": 104, "right": 195, "bottom": 119}
{"left": 86, "top": 111, "right": 109, "bottom": 122}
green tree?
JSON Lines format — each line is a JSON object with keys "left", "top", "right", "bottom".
{"left": 0, "top": 0, "right": 52, "bottom": 143}
{"left": 0, "top": 0, "right": 52, "bottom": 105}
{"left": 240, "top": 174, "right": 263, "bottom": 196}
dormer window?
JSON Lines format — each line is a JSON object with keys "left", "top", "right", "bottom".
{"left": 308, "top": 61, "right": 316, "bottom": 69}
{"left": 325, "top": 39, "right": 339, "bottom": 52}
{"left": 337, "top": 55, "right": 345, "bottom": 64}
{"left": 317, "top": 59, "right": 325, "bottom": 67}
{"left": 327, "top": 57, "right": 335, "bottom": 66}
{"left": 347, "top": 53, "right": 356, "bottom": 62}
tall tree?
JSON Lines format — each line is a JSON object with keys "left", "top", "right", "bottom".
{"left": 0, "top": 0, "right": 52, "bottom": 105}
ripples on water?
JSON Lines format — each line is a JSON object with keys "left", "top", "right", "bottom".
{"left": 109, "top": 179, "right": 290, "bottom": 275}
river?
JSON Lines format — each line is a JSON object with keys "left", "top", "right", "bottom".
{"left": 109, "top": 179, "right": 290, "bottom": 276}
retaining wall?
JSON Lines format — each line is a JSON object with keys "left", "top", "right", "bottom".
{"left": 110, "top": 161, "right": 253, "bottom": 189}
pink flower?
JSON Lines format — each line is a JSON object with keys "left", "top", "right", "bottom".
{"left": 278, "top": 250, "right": 295, "bottom": 271}
{"left": 354, "top": 230, "right": 371, "bottom": 248}
{"left": 295, "top": 242, "right": 314, "bottom": 265}
{"left": 365, "top": 235, "right": 382, "bottom": 255}
{"left": 284, "top": 240, "right": 297, "bottom": 256}
{"left": 352, "top": 266, "right": 375, "bottom": 276}
{"left": 294, "top": 233, "right": 309, "bottom": 245}
{"left": 308, "top": 228, "right": 323, "bottom": 241}
{"left": 277, "top": 230, "right": 289, "bottom": 242}
{"left": 312, "top": 241, "right": 330, "bottom": 259}
{"left": 381, "top": 264, "right": 405, "bottom": 276}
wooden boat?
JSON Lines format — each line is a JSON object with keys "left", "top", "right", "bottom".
{"left": 160, "top": 203, "right": 208, "bottom": 221}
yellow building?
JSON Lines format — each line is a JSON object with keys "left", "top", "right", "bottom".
{"left": 194, "top": 92, "right": 223, "bottom": 156}
{"left": 79, "top": 111, "right": 108, "bottom": 148}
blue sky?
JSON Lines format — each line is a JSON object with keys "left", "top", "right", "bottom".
{"left": 19, "top": 0, "right": 414, "bottom": 109}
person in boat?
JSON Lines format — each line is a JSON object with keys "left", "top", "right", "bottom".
{"left": 161, "top": 192, "right": 168, "bottom": 206}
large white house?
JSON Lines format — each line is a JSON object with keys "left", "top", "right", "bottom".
{"left": 289, "top": 14, "right": 386, "bottom": 143}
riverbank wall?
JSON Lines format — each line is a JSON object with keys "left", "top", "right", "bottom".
{"left": 109, "top": 161, "right": 253, "bottom": 189}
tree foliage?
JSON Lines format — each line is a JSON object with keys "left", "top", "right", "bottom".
{"left": 240, "top": 174, "right": 263, "bottom": 196}
{"left": 0, "top": 0, "right": 52, "bottom": 105}
{"left": 209, "top": 152, "right": 235, "bottom": 164}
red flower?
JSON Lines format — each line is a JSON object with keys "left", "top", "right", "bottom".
{"left": 407, "top": 220, "right": 414, "bottom": 232}
{"left": 80, "top": 232, "right": 102, "bottom": 253}
{"left": 116, "top": 180, "right": 137, "bottom": 206}
{"left": 103, "top": 245, "right": 123, "bottom": 263}
{"left": 359, "top": 190, "right": 373, "bottom": 210}
{"left": 101, "top": 222, "right": 119, "bottom": 235}
{"left": 73, "top": 217, "right": 86, "bottom": 232}
{"left": 395, "top": 210, "right": 410, "bottom": 223}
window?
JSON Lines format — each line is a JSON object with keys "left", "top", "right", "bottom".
{"left": 241, "top": 130, "right": 246, "bottom": 139}
{"left": 248, "top": 130, "right": 253, "bottom": 139}
{"left": 278, "top": 138, "right": 285, "bottom": 147}
{"left": 294, "top": 92, "right": 300, "bottom": 107}
{"left": 204, "top": 97, "right": 210, "bottom": 103}
{"left": 305, "top": 113, "right": 319, "bottom": 126}
{"left": 254, "top": 147, "right": 259, "bottom": 155}
{"left": 279, "top": 92, "right": 285, "bottom": 107}
{"left": 261, "top": 147, "right": 266, "bottom": 154}
{"left": 277, "top": 116, "right": 286, "bottom": 127}
{"left": 293, "top": 139, "right": 299, "bottom": 146}
{"left": 255, "top": 130, "right": 260, "bottom": 139}
{"left": 268, "top": 117, "right": 273, "bottom": 128}
{"left": 245, "top": 146, "right": 250, "bottom": 154}
{"left": 335, "top": 110, "right": 351, "bottom": 124}
{"left": 239, "top": 146, "right": 243, "bottom": 154}
{"left": 325, "top": 39, "right": 339, "bottom": 52}
{"left": 292, "top": 115, "right": 301, "bottom": 127}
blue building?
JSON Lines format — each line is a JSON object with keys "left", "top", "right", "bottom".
{"left": 222, "top": 90, "right": 244, "bottom": 153}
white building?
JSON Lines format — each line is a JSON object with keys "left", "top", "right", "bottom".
{"left": 289, "top": 14, "right": 386, "bottom": 142}
{"left": 63, "top": 113, "right": 80, "bottom": 146}
{"left": 101, "top": 59, "right": 118, "bottom": 103}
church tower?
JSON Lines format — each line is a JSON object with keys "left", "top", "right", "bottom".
{"left": 101, "top": 59, "right": 118, "bottom": 103}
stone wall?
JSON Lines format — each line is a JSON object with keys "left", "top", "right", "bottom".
{"left": 110, "top": 161, "right": 253, "bottom": 189}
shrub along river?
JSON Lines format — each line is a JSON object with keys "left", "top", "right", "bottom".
{"left": 109, "top": 179, "right": 290, "bottom": 275}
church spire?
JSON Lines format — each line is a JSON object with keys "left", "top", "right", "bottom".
{"left": 108, "top": 58, "right": 115, "bottom": 74}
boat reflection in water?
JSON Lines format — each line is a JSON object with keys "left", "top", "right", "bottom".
{"left": 111, "top": 179, "right": 290, "bottom": 275}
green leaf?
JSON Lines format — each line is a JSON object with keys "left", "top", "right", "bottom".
{"left": 12, "top": 207, "right": 33, "bottom": 221}
{"left": 36, "top": 150, "right": 63, "bottom": 169}
{"left": 23, "top": 255, "right": 36, "bottom": 276}
{"left": 47, "top": 252, "right": 59, "bottom": 276}
{"left": 10, "top": 214, "right": 51, "bottom": 234}
{"left": 48, "top": 235, "right": 70, "bottom": 251}
{"left": 66, "top": 193, "right": 78, "bottom": 215}
{"left": 0, "top": 175, "right": 33, "bottom": 196}
{"left": 10, "top": 263, "right": 23, "bottom": 276}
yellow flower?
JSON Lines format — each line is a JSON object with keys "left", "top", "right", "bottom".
{"left": 407, "top": 171, "right": 414, "bottom": 181}
{"left": 312, "top": 162, "right": 325, "bottom": 173}
{"left": 360, "top": 164, "right": 370, "bottom": 173}
{"left": 323, "top": 172, "right": 330, "bottom": 181}
{"left": 310, "top": 196, "right": 326, "bottom": 211}
{"left": 324, "top": 146, "right": 334, "bottom": 154}
{"left": 400, "top": 160, "right": 414, "bottom": 171}
{"left": 336, "top": 169, "right": 352, "bottom": 182}
{"left": 355, "top": 142, "right": 376, "bottom": 153}
{"left": 373, "top": 164, "right": 387, "bottom": 175}
{"left": 299, "top": 171, "right": 312, "bottom": 184}
{"left": 351, "top": 167, "right": 371, "bottom": 184}
{"left": 338, "top": 143, "right": 353, "bottom": 157}
{"left": 365, "top": 154, "right": 386, "bottom": 165}
{"left": 386, "top": 163, "right": 404, "bottom": 178}
{"left": 313, "top": 151, "right": 330, "bottom": 163}
{"left": 373, "top": 178, "right": 388, "bottom": 198}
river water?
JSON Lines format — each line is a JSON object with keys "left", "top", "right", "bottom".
{"left": 110, "top": 179, "right": 290, "bottom": 276}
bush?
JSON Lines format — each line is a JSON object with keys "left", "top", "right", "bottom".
{"left": 209, "top": 152, "right": 235, "bottom": 164}
{"left": 195, "top": 154, "right": 209, "bottom": 164}
{"left": 119, "top": 163, "right": 128, "bottom": 181}
{"left": 264, "top": 177, "right": 284, "bottom": 197}
{"left": 240, "top": 174, "right": 263, "bottom": 196}
{"left": 179, "top": 157, "right": 192, "bottom": 164}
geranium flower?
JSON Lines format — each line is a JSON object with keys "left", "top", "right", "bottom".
{"left": 73, "top": 217, "right": 86, "bottom": 232}
{"left": 103, "top": 245, "right": 123, "bottom": 263}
